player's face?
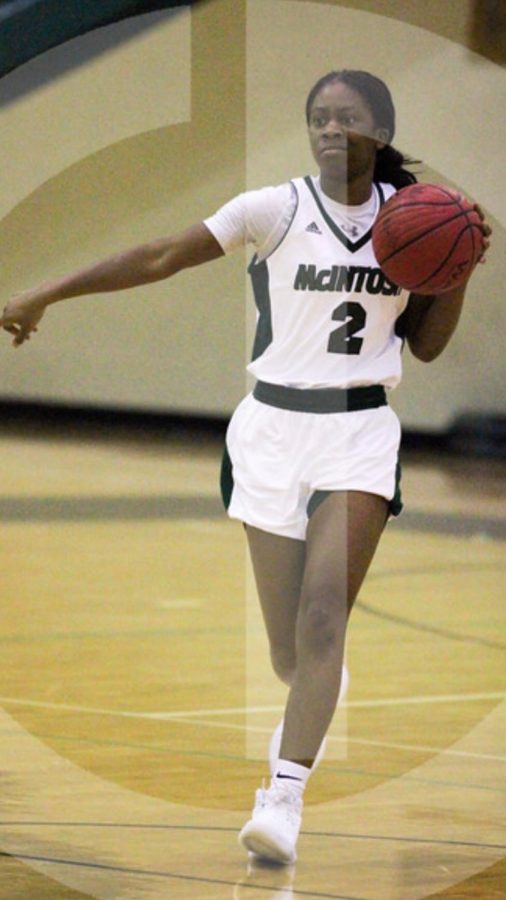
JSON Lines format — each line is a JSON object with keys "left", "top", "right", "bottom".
{"left": 307, "top": 81, "right": 389, "bottom": 186}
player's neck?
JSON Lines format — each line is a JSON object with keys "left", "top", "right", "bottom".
{"left": 319, "top": 173, "right": 374, "bottom": 206}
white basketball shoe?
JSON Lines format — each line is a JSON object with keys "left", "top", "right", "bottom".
{"left": 269, "top": 663, "right": 349, "bottom": 775}
{"left": 238, "top": 780, "right": 303, "bottom": 864}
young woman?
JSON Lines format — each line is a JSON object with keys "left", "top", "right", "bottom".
{"left": 1, "top": 70, "right": 490, "bottom": 865}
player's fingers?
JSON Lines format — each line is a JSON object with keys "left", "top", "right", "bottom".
{"left": 473, "top": 204, "right": 492, "bottom": 236}
{"left": 473, "top": 203, "right": 490, "bottom": 223}
{"left": 477, "top": 237, "right": 491, "bottom": 263}
{"left": 2, "top": 316, "right": 39, "bottom": 342}
{"left": 13, "top": 331, "right": 30, "bottom": 347}
{"left": 7, "top": 320, "right": 32, "bottom": 344}
{"left": 0, "top": 307, "right": 16, "bottom": 327}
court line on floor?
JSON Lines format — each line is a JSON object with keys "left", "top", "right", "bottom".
{"left": 0, "top": 690, "right": 503, "bottom": 719}
{"left": 1, "top": 823, "right": 505, "bottom": 851}
{"left": 0, "top": 850, "right": 365, "bottom": 900}
{"left": 99, "top": 715, "right": 506, "bottom": 768}
{"left": 3, "top": 716, "right": 504, "bottom": 775}
{"left": 356, "top": 598, "right": 506, "bottom": 651}
{"left": 0, "top": 727, "right": 500, "bottom": 795}
{"left": 1, "top": 693, "right": 504, "bottom": 765}
{"left": 145, "top": 691, "right": 506, "bottom": 717}
{"left": 1, "top": 701, "right": 503, "bottom": 898}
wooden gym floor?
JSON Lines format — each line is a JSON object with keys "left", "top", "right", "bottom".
{"left": 0, "top": 411, "right": 504, "bottom": 899}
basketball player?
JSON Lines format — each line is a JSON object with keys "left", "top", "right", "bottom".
{"left": 1, "top": 70, "right": 491, "bottom": 865}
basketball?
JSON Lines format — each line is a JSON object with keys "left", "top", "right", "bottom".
{"left": 372, "top": 183, "right": 485, "bottom": 294}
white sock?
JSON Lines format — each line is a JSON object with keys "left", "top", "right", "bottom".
{"left": 273, "top": 759, "right": 310, "bottom": 793}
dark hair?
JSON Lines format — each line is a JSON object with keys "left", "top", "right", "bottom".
{"left": 305, "top": 70, "right": 418, "bottom": 188}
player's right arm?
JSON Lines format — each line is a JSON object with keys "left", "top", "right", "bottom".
{"left": 1, "top": 223, "right": 224, "bottom": 347}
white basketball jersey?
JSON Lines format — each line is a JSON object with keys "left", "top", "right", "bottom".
{"left": 247, "top": 177, "right": 409, "bottom": 390}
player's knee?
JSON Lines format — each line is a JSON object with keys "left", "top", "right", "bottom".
{"left": 300, "top": 589, "right": 347, "bottom": 656}
{"left": 270, "top": 645, "right": 296, "bottom": 685}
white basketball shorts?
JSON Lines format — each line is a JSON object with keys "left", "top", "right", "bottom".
{"left": 221, "top": 390, "right": 402, "bottom": 540}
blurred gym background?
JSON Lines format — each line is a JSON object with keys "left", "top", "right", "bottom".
{"left": 0, "top": 0, "right": 504, "bottom": 455}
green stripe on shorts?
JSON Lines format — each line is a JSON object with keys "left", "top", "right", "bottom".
{"left": 220, "top": 444, "right": 234, "bottom": 510}
{"left": 390, "top": 459, "right": 403, "bottom": 516}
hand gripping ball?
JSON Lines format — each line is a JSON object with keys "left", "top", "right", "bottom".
{"left": 372, "top": 183, "right": 485, "bottom": 294}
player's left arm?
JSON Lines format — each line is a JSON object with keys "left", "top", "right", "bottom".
{"left": 402, "top": 286, "right": 467, "bottom": 362}
{"left": 403, "top": 209, "right": 491, "bottom": 362}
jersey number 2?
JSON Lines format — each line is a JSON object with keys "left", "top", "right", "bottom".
{"left": 327, "top": 301, "right": 366, "bottom": 355}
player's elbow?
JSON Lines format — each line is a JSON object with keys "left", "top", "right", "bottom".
{"left": 144, "top": 239, "right": 182, "bottom": 282}
{"left": 415, "top": 348, "right": 442, "bottom": 363}
{"left": 408, "top": 336, "right": 446, "bottom": 363}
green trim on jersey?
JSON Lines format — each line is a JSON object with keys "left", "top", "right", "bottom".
{"left": 303, "top": 176, "right": 386, "bottom": 252}
{"left": 248, "top": 256, "right": 273, "bottom": 361}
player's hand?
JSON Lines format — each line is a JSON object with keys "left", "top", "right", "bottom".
{"left": 473, "top": 204, "right": 492, "bottom": 263}
{"left": 1, "top": 291, "right": 47, "bottom": 347}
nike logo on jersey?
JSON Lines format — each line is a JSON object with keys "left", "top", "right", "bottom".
{"left": 305, "top": 221, "right": 322, "bottom": 234}
{"left": 275, "top": 773, "right": 303, "bottom": 781}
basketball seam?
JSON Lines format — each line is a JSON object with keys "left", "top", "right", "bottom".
{"left": 435, "top": 185, "right": 467, "bottom": 206}
{"left": 412, "top": 221, "right": 483, "bottom": 292}
{"left": 373, "top": 185, "right": 483, "bottom": 294}
{"left": 409, "top": 224, "right": 475, "bottom": 291}
{"left": 378, "top": 184, "right": 465, "bottom": 223}
{"left": 376, "top": 208, "right": 474, "bottom": 265}
{"left": 380, "top": 198, "right": 462, "bottom": 214}
{"left": 461, "top": 203, "right": 483, "bottom": 266}
{"left": 376, "top": 199, "right": 466, "bottom": 229}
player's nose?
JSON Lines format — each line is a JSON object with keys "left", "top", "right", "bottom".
{"left": 323, "top": 118, "right": 343, "bottom": 138}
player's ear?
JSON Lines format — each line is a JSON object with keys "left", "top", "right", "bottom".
{"left": 374, "top": 127, "right": 390, "bottom": 148}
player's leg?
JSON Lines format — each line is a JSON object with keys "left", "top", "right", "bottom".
{"left": 238, "top": 527, "right": 306, "bottom": 864}
{"left": 246, "top": 523, "right": 348, "bottom": 777}
{"left": 245, "top": 525, "right": 305, "bottom": 686}
{"left": 239, "top": 491, "right": 387, "bottom": 863}
{"left": 279, "top": 489, "right": 388, "bottom": 765}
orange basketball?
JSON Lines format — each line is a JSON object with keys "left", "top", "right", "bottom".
{"left": 372, "top": 183, "right": 485, "bottom": 294}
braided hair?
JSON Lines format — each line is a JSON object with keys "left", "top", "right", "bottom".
{"left": 305, "top": 70, "right": 418, "bottom": 188}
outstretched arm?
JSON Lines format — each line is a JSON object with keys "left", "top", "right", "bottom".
{"left": 1, "top": 222, "right": 224, "bottom": 347}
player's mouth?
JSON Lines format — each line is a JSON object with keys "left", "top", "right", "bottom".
{"left": 320, "top": 145, "right": 347, "bottom": 155}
